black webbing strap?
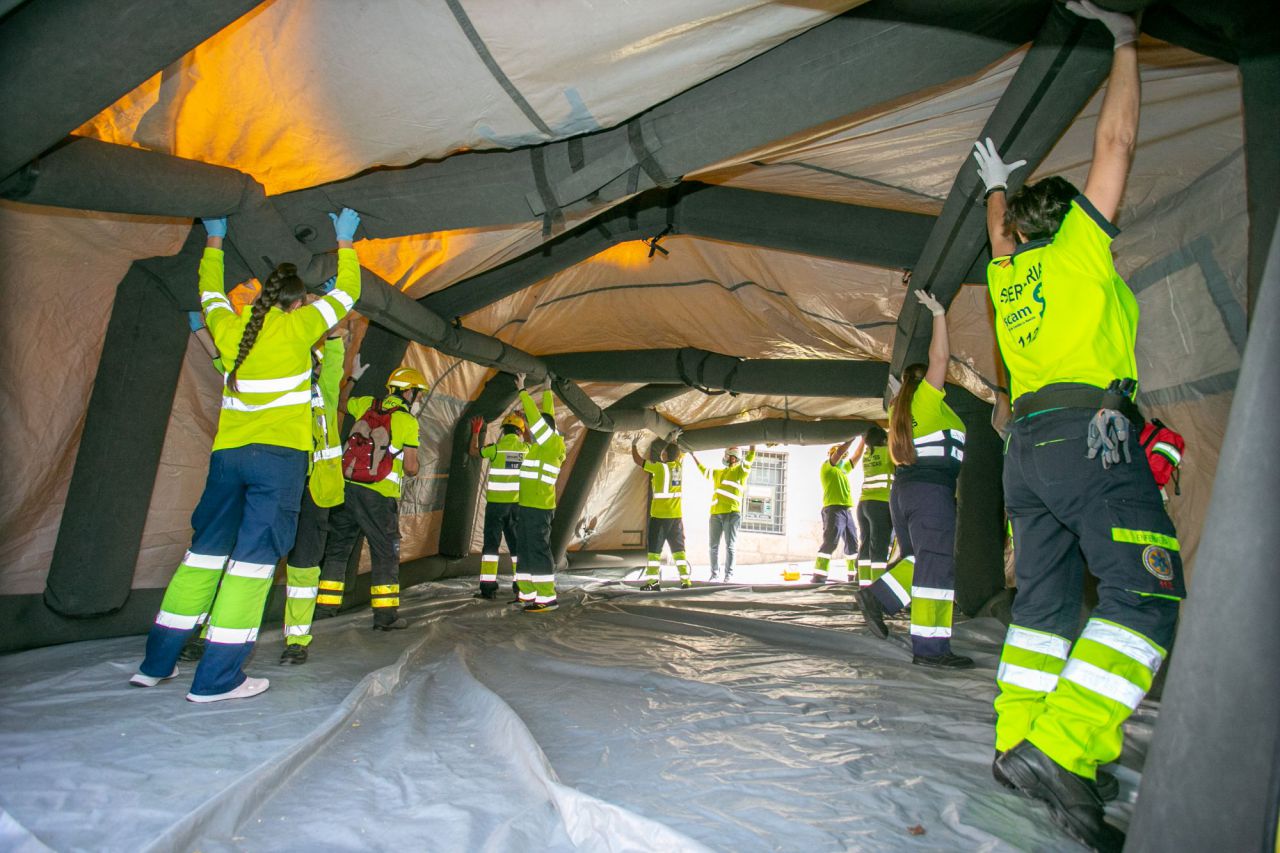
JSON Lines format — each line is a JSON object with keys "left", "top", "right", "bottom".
{"left": 1012, "top": 382, "right": 1144, "bottom": 427}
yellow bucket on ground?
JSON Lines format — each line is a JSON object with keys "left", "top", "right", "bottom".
{"left": 782, "top": 564, "right": 801, "bottom": 581}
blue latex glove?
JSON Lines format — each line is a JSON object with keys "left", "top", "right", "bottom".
{"left": 1086, "top": 409, "right": 1132, "bottom": 469}
{"left": 201, "top": 217, "right": 227, "bottom": 238}
{"left": 186, "top": 311, "right": 206, "bottom": 332}
{"left": 329, "top": 208, "right": 361, "bottom": 242}
{"left": 319, "top": 276, "right": 337, "bottom": 294}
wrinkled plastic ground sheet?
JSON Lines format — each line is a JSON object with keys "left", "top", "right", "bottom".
{"left": 0, "top": 574, "right": 1153, "bottom": 851}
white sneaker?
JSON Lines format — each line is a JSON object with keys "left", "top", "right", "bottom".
{"left": 185, "top": 676, "right": 270, "bottom": 703}
{"left": 129, "top": 667, "right": 179, "bottom": 687}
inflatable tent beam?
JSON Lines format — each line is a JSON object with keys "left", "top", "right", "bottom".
{"left": 677, "top": 418, "right": 873, "bottom": 451}
{"left": 0, "top": 137, "right": 617, "bottom": 430}
{"left": 543, "top": 348, "right": 890, "bottom": 399}
{"left": 270, "top": 3, "right": 1046, "bottom": 240}
{"left": 425, "top": 183, "right": 991, "bottom": 321}
{"left": 42, "top": 230, "right": 205, "bottom": 619}
{"left": 0, "top": 0, "right": 262, "bottom": 181}
{"left": 1241, "top": 52, "right": 1279, "bottom": 319}
{"left": 550, "top": 385, "right": 687, "bottom": 566}
{"left": 889, "top": 3, "right": 1114, "bottom": 382}
{"left": 1126, "top": 222, "right": 1280, "bottom": 851}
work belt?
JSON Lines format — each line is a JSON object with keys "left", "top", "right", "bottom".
{"left": 1013, "top": 382, "right": 1144, "bottom": 428}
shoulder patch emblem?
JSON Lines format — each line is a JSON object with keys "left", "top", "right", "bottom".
{"left": 1142, "top": 545, "right": 1174, "bottom": 581}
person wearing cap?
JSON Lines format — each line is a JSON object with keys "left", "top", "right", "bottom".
{"left": 974, "top": 5, "right": 1179, "bottom": 848}
{"left": 468, "top": 408, "right": 530, "bottom": 600}
{"left": 514, "top": 378, "right": 566, "bottom": 612}
{"left": 314, "top": 365, "right": 429, "bottom": 631}
{"left": 814, "top": 438, "right": 863, "bottom": 584}
{"left": 694, "top": 445, "right": 756, "bottom": 581}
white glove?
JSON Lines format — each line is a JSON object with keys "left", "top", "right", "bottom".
{"left": 915, "top": 289, "right": 945, "bottom": 317}
{"left": 972, "top": 137, "right": 1028, "bottom": 196}
{"left": 513, "top": 372, "right": 527, "bottom": 389}
{"left": 1066, "top": 0, "right": 1138, "bottom": 48}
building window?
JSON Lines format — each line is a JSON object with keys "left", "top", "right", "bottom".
{"left": 742, "top": 451, "right": 786, "bottom": 535}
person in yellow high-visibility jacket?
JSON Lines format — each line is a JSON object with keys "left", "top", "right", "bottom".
{"left": 131, "top": 208, "right": 362, "bottom": 703}
{"left": 691, "top": 446, "right": 756, "bottom": 581}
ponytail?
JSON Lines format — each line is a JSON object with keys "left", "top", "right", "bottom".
{"left": 227, "top": 263, "right": 306, "bottom": 392}
{"left": 889, "top": 363, "right": 926, "bottom": 465}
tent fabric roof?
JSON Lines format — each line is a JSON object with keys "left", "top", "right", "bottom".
{"left": 0, "top": 1, "right": 1246, "bottom": 597}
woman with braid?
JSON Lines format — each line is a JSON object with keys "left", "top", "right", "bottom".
{"left": 131, "top": 208, "right": 362, "bottom": 702}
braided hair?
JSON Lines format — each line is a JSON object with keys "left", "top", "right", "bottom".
{"left": 227, "top": 263, "right": 306, "bottom": 392}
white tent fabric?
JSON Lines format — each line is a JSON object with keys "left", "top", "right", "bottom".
{"left": 0, "top": 578, "right": 1152, "bottom": 851}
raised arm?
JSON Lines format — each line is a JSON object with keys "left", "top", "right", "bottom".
{"left": 971, "top": 138, "right": 1024, "bottom": 257}
{"left": 630, "top": 437, "right": 645, "bottom": 468}
{"left": 828, "top": 439, "right": 854, "bottom": 466}
{"left": 1070, "top": 1, "right": 1140, "bottom": 223}
{"left": 849, "top": 436, "right": 866, "bottom": 466}
{"left": 916, "top": 290, "right": 949, "bottom": 391}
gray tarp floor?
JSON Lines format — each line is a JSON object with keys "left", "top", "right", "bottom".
{"left": 0, "top": 575, "right": 1156, "bottom": 852}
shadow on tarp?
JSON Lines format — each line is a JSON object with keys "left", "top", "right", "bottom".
{"left": 0, "top": 577, "right": 1152, "bottom": 852}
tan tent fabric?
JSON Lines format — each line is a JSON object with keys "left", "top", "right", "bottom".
{"left": 0, "top": 202, "right": 189, "bottom": 595}
{"left": 75, "top": 0, "right": 863, "bottom": 194}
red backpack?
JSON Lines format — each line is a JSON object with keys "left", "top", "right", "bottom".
{"left": 342, "top": 401, "right": 398, "bottom": 483}
{"left": 1140, "top": 418, "right": 1185, "bottom": 494}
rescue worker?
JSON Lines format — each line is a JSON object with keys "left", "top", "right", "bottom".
{"left": 855, "top": 426, "right": 895, "bottom": 588}
{"left": 695, "top": 445, "right": 756, "bottom": 581}
{"left": 277, "top": 320, "right": 348, "bottom": 664}
{"left": 631, "top": 438, "right": 695, "bottom": 590}
{"left": 131, "top": 208, "right": 362, "bottom": 702}
{"left": 315, "top": 365, "right": 428, "bottom": 630}
{"left": 176, "top": 301, "right": 349, "bottom": 666}
{"left": 514, "top": 378, "right": 565, "bottom": 612}
{"left": 858, "top": 290, "right": 972, "bottom": 671}
{"left": 468, "top": 409, "right": 529, "bottom": 600}
{"left": 974, "top": 5, "right": 1180, "bottom": 849}
{"left": 813, "top": 438, "right": 862, "bottom": 584}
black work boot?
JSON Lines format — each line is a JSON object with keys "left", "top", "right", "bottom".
{"left": 372, "top": 616, "right": 409, "bottom": 631}
{"left": 474, "top": 582, "right": 498, "bottom": 600}
{"left": 995, "top": 751, "right": 1121, "bottom": 802}
{"left": 912, "top": 652, "right": 975, "bottom": 669}
{"left": 279, "top": 644, "right": 308, "bottom": 665}
{"left": 313, "top": 605, "right": 338, "bottom": 620}
{"left": 178, "top": 636, "right": 207, "bottom": 662}
{"left": 996, "top": 741, "right": 1125, "bottom": 852}
{"left": 857, "top": 588, "right": 889, "bottom": 639}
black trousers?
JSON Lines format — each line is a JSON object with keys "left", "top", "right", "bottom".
{"left": 856, "top": 499, "right": 892, "bottom": 565}
{"left": 647, "top": 515, "right": 686, "bottom": 554}
{"left": 875, "top": 477, "right": 957, "bottom": 657}
{"left": 482, "top": 502, "right": 520, "bottom": 558}
{"left": 287, "top": 489, "right": 331, "bottom": 568}
{"left": 321, "top": 482, "right": 401, "bottom": 623}
{"left": 1004, "top": 408, "right": 1183, "bottom": 645}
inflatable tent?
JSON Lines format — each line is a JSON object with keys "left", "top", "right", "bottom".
{"left": 0, "top": 0, "right": 1276, "bottom": 849}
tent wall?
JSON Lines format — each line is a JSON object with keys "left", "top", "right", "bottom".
{"left": 45, "top": 235, "right": 199, "bottom": 617}
{"left": 1127, "top": 220, "right": 1280, "bottom": 853}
